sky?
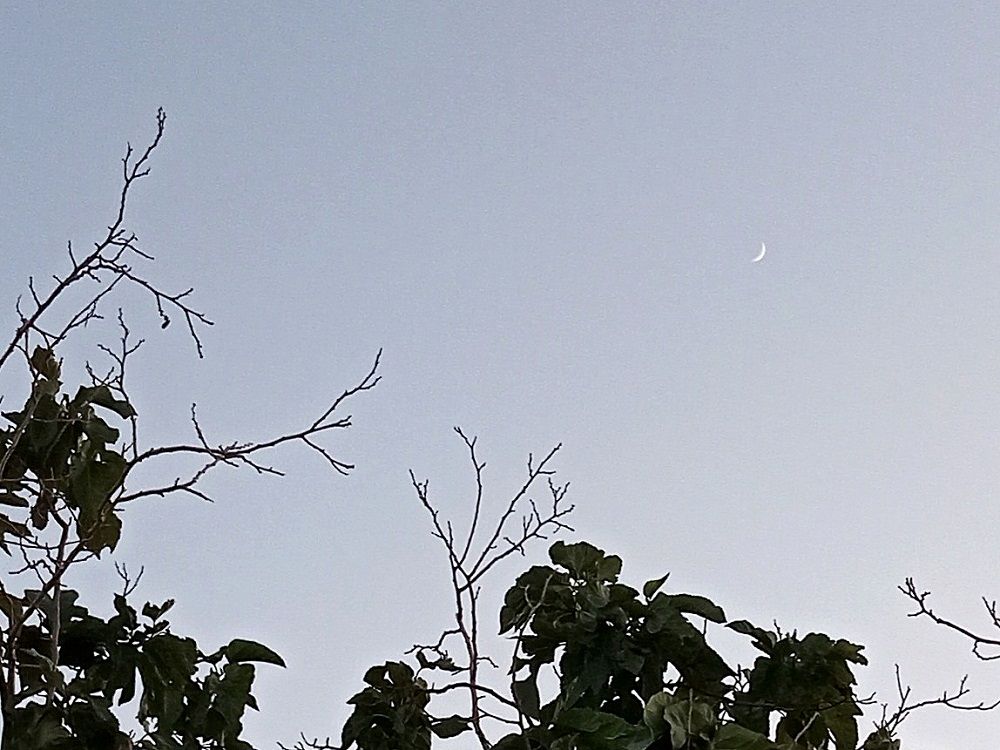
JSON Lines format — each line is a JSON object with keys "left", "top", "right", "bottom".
{"left": 2, "top": 3, "right": 1000, "bottom": 747}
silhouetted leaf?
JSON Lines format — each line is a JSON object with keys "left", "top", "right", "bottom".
{"left": 728, "top": 620, "right": 777, "bottom": 653}
{"left": 73, "top": 385, "right": 136, "bottom": 419}
{"left": 29, "top": 346, "right": 61, "bottom": 382}
{"left": 81, "top": 510, "right": 121, "bottom": 554}
{"left": 550, "top": 540, "right": 622, "bottom": 581}
{"left": 226, "top": 638, "right": 286, "bottom": 667}
{"left": 142, "top": 599, "right": 175, "bottom": 622}
{"left": 0, "top": 491, "right": 29, "bottom": 507}
{"left": 513, "top": 676, "right": 541, "bottom": 719}
{"left": 431, "top": 716, "right": 470, "bottom": 738}
{"left": 664, "top": 593, "right": 726, "bottom": 623}
{"left": 642, "top": 573, "right": 670, "bottom": 600}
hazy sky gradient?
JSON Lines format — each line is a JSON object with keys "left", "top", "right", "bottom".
{"left": 3, "top": 4, "right": 1000, "bottom": 747}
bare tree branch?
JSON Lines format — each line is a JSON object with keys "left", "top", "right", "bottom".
{"left": 901, "top": 577, "right": 1000, "bottom": 660}
{"left": 874, "top": 664, "right": 1000, "bottom": 739}
{"left": 406, "top": 431, "right": 573, "bottom": 747}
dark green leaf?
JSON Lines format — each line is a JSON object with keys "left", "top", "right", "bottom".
{"left": 431, "top": 716, "right": 470, "bottom": 738}
{"left": 225, "top": 639, "right": 286, "bottom": 668}
{"left": 213, "top": 662, "right": 256, "bottom": 728}
{"left": 30, "top": 346, "right": 61, "bottom": 382}
{"left": 69, "top": 449, "right": 126, "bottom": 513}
{"left": 74, "top": 385, "right": 137, "bottom": 419}
{"left": 642, "top": 573, "right": 670, "bottom": 600}
{"left": 0, "top": 591, "right": 22, "bottom": 622}
{"left": 652, "top": 693, "right": 715, "bottom": 748}
{"left": 142, "top": 599, "right": 175, "bottom": 622}
{"left": 144, "top": 633, "right": 198, "bottom": 683}
{"left": 825, "top": 701, "right": 860, "bottom": 750}
{"left": 513, "top": 676, "right": 541, "bottom": 719}
{"left": 664, "top": 593, "right": 726, "bottom": 623}
{"left": 0, "top": 513, "right": 30, "bottom": 538}
{"left": 8, "top": 703, "right": 71, "bottom": 749}
{"left": 81, "top": 510, "right": 121, "bottom": 554}
{"left": 550, "top": 541, "right": 622, "bottom": 582}
{"left": 862, "top": 728, "right": 901, "bottom": 750}
{"left": 727, "top": 620, "right": 777, "bottom": 652}
{"left": 82, "top": 416, "right": 120, "bottom": 445}
{"left": 113, "top": 594, "right": 137, "bottom": 628}
{"left": 556, "top": 708, "right": 651, "bottom": 748}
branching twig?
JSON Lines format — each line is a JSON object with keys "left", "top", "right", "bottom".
{"left": 277, "top": 734, "right": 339, "bottom": 750}
{"left": 875, "top": 664, "right": 1000, "bottom": 737}
{"left": 0, "top": 109, "right": 211, "bottom": 375}
{"left": 407, "top": 431, "right": 573, "bottom": 748}
{"left": 901, "top": 577, "right": 1000, "bottom": 660}
{"left": 120, "top": 349, "right": 381, "bottom": 499}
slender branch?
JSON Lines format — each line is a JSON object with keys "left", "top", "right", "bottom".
{"left": 407, "top": 431, "right": 573, "bottom": 748}
{"left": 901, "top": 577, "right": 1000, "bottom": 660}
{"left": 425, "top": 682, "right": 520, "bottom": 710}
{"left": 0, "top": 109, "right": 172, "bottom": 373}
{"left": 123, "top": 349, "right": 381, "bottom": 490}
{"left": 456, "top": 427, "right": 485, "bottom": 567}
{"left": 875, "top": 664, "right": 1000, "bottom": 738}
{"left": 466, "top": 443, "right": 569, "bottom": 585}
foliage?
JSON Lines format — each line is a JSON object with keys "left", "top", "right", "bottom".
{"left": 4, "top": 588, "right": 282, "bottom": 749}
{"left": 334, "top": 538, "right": 876, "bottom": 750}
{"left": 308, "top": 434, "right": 985, "bottom": 750}
{"left": 0, "top": 110, "right": 379, "bottom": 747}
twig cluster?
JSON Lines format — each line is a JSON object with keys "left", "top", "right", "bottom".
{"left": 900, "top": 577, "right": 1000, "bottom": 660}
{"left": 408, "top": 427, "right": 573, "bottom": 748}
{"left": 866, "top": 663, "right": 1000, "bottom": 746}
{"left": 0, "top": 109, "right": 381, "bottom": 735}
{"left": 0, "top": 109, "right": 210, "bottom": 375}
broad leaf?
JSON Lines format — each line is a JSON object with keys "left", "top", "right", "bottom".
{"left": 226, "top": 638, "right": 286, "bottom": 667}
{"left": 29, "top": 346, "right": 61, "bottom": 382}
{"left": 642, "top": 573, "right": 669, "bottom": 600}
{"left": 664, "top": 593, "right": 726, "bottom": 623}
{"left": 513, "top": 676, "right": 541, "bottom": 719}
{"left": 73, "top": 385, "right": 137, "bottom": 419}
{"left": 550, "top": 541, "right": 622, "bottom": 582}
{"left": 557, "top": 707, "right": 649, "bottom": 746}
{"left": 431, "top": 715, "right": 470, "bottom": 739}
{"left": 727, "top": 620, "right": 777, "bottom": 653}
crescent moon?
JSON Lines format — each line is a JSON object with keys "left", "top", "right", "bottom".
{"left": 752, "top": 242, "right": 766, "bottom": 263}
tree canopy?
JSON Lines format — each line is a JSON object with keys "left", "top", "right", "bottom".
{"left": 3, "top": 110, "right": 995, "bottom": 749}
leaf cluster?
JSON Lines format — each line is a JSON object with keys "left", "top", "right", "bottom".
{"left": 1, "top": 348, "right": 134, "bottom": 555}
{"left": 339, "top": 662, "right": 470, "bottom": 750}
{"left": 4, "top": 586, "right": 284, "bottom": 749}
{"left": 337, "top": 541, "right": 886, "bottom": 750}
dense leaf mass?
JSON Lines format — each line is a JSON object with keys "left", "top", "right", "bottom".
{"left": 337, "top": 540, "right": 884, "bottom": 750}
{"left": 2, "top": 587, "right": 282, "bottom": 748}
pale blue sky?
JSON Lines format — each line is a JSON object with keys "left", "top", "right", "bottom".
{"left": 3, "top": 3, "right": 1000, "bottom": 747}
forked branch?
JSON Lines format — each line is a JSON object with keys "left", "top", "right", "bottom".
{"left": 901, "top": 577, "right": 1000, "bottom": 660}
{"left": 409, "top": 430, "right": 573, "bottom": 748}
